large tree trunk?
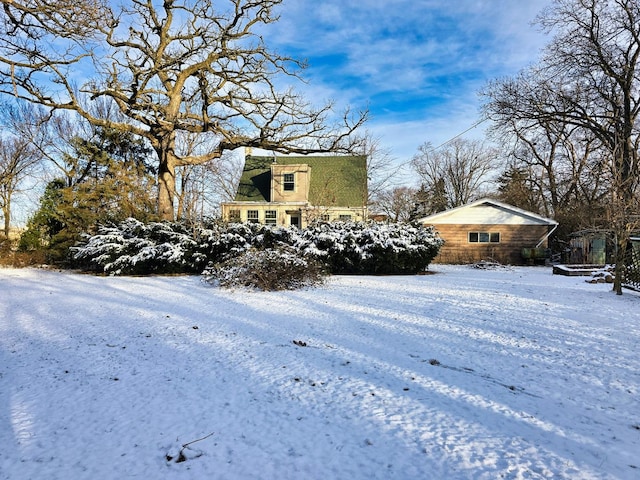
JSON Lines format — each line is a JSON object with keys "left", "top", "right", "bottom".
{"left": 611, "top": 123, "right": 636, "bottom": 295}
{"left": 155, "top": 134, "right": 177, "bottom": 221}
{"left": 158, "top": 160, "right": 176, "bottom": 221}
{"left": 611, "top": 191, "right": 634, "bottom": 296}
{"left": 613, "top": 231, "right": 628, "bottom": 295}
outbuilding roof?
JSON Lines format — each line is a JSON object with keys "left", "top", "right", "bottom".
{"left": 419, "top": 198, "right": 558, "bottom": 226}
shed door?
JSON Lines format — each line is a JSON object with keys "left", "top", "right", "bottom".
{"left": 590, "top": 237, "right": 606, "bottom": 265}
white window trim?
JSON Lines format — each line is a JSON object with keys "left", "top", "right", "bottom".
{"left": 283, "top": 173, "right": 295, "bottom": 191}
{"left": 247, "top": 210, "right": 259, "bottom": 223}
{"left": 265, "top": 210, "right": 277, "bottom": 225}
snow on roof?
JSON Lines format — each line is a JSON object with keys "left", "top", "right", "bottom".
{"left": 419, "top": 198, "right": 558, "bottom": 226}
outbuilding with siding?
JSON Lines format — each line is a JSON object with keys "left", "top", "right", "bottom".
{"left": 419, "top": 198, "right": 558, "bottom": 265}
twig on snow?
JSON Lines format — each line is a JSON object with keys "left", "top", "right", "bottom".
{"left": 167, "top": 432, "right": 215, "bottom": 463}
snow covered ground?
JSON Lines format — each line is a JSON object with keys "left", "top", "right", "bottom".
{"left": 1, "top": 265, "right": 639, "bottom": 479}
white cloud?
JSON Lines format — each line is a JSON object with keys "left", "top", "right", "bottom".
{"left": 264, "top": 0, "right": 553, "bottom": 181}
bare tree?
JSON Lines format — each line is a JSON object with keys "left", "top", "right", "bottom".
{"left": 0, "top": 136, "right": 41, "bottom": 238}
{"left": 173, "top": 129, "right": 243, "bottom": 223}
{"left": 372, "top": 186, "right": 416, "bottom": 223}
{"left": 0, "top": 0, "right": 367, "bottom": 221}
{"left": 0, "top": 102, "right": 55, "bottom": 238}
{"left": 411, "top": 138, "right": 496, "bottom": 210}
{"left": 206, "top": 152, "right": 245, "bottom": 204}
{"left": 1, "top": 100, "right": 97, "bottom": 191}
{"left": 352, "top": 131, "right": 401, "bottom": 206}
{"left": 482, "top": 0, "right": 640, "bottom": 294}
{"left": 176, "top": 148, "right": 243, "bottom": 223}
{"left": 484, "top": 105, "right": 609, "bottom": 222}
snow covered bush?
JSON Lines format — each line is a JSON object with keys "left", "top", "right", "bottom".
{"left": 72, "top": 219, "right": 443, "bottom": 278}
{"left": 203, "top": 246, "right": 326, "bottom": 291}
{"left": 202, "top": 221, "right": 444, "bottom": 275}
{"left": 196, "top": 222, "right": 298, "bottom": 262}
{"left": 71, "top": 218, "right": 206, "bottom": 275}
{"left": 296, "top": 222, "right": 444, "bottom": 274}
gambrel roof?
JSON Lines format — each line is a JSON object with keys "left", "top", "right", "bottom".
{"left": 419, "top": 198, "right": 558, "bottom": 226}
{"left": 234, "top": 154, "right": 368, "bottom": 206}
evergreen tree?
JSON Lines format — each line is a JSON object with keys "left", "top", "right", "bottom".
{"left": 430, "top": 178, "right": 448, "bottom": 213}
{"left": 409, "top": 184, "right": 430, "bottom": 220}
{"left": 20, "top": 128, "right": 157, "bottom": 261}
{"left": 495, "top": 165, "right": 540, "bottom": 213}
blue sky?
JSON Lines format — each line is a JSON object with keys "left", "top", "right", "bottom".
{"left": 7, "top": 0, "right": 554, "bottom": 225}
{"left": 265, "top": 0, "right": 553, "bottom": 165}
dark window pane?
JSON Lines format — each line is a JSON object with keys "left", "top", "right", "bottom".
{"left": 283, "top": 173, "right": 295, "bottom": 191}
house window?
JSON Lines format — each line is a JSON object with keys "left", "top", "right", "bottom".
{"left": 229, "top": 209, "right": 241, "bottom": 222}
{"left": 320, "top": 214, "right": 330, "bottom": 222}
{"left": 468, "top": 232, "right": 500, "bottom": 243}
{"left": 283, "top": 173, "right": 295, "bottom": 191}
{"left": 247, "top": 210, "right": 259, "bottom": 223}
{"left": 265, "top": 210, "right": 277, "bottom": 225}
{"left": 339, "top": 214, "right": 352, "bottom": 221}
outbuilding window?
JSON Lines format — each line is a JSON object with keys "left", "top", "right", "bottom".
{"left": 468, "top": 232, "right": 500, "bottom": 243}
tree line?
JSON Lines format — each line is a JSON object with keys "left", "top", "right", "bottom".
{"left": 1, "top": 0, "right": 639, "bottom": 293}
{"left": 374, "top": 0, "right": 640, "bottom": 294}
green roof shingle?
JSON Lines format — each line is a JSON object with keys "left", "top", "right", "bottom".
{"left": 234, "top": 155, "right": 368, "bottom": 206}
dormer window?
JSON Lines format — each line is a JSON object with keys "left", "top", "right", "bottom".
{"left": 283, "top": 173, "right": 295, "bottom": 191}
{"left": 269, "top": 163, "right": 308, "bottom": 201}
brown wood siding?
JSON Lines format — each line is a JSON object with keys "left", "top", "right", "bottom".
{"left": 430, "top": 224, "right": 550, "bottom": 265}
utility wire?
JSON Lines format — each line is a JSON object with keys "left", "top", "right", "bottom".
{"left": 394, "top": 117, "right": 489, "bottom": 171}
{"left": 431, "top": 117, "right": 488, "bottom": 151}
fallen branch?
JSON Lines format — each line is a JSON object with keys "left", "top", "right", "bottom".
{"left": 166, "top": 432, "right": 215, "bottom": 463}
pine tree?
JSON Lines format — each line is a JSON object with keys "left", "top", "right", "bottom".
{"left": 20, "top": 128, "right": 157, "bottom": 261}
{"left": 496, "top": 166, "right": 540, "bottom": 213}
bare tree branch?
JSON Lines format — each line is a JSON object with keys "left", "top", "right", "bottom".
{"left": 411, "top": 138, "right": 497, "bottom": 210}
{"left": 482, "top": 0, "right": 640, "bottom": 294}
{"left": 0, "top": 0, "right": 367, "bottom": 220}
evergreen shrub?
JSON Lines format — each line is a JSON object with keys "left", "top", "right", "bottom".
{"left": 71, "top": 219, "right": 444, "bottom": 281}
{"left": 71, "top": 218, "right": 205, "bottom": 275}
{"left": 297, "top": 221, "right": 444, "bottom": 274}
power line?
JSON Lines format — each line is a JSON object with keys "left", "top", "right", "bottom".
{"left": 394, "top": 117, "right": 489, "bottom": 171}
{"left": 431, "top": 118, "right": 488, "bottom": 151}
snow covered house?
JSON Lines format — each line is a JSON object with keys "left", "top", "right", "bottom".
{"left": 419, "top": 198, "right": 558, "bottom": 265}
{"left": 220, "top": 152, "right": 368, "bottom": 228}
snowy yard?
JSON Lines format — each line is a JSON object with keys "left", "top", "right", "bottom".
{"left": 1, "top": 265, "right": 639, "bottom": 479}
